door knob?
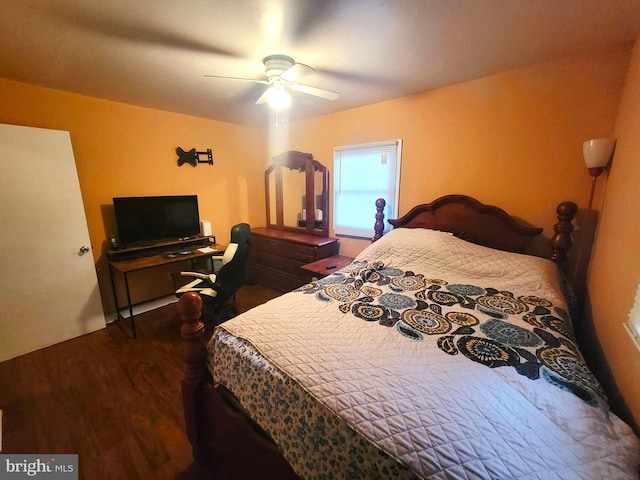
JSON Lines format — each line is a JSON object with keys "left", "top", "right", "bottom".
{"left": 79, "top": 245, "right": 90, "bottom": 254}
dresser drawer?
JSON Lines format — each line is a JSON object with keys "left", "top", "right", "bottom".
{"left": 249, "top": 228, "right": 340, "bottom": 291}
{"left": 257, "top": 237, "right": 317, "bottom": 262}
{"left": 250, "top": 250, "right": 305, "bottom": 276}
{"left": 246, "top": 263, "right": 306, "bottom": 292}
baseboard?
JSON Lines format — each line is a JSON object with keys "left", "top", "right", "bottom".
{"left": 109, "top": 295, "right": 178, "bottom": 323}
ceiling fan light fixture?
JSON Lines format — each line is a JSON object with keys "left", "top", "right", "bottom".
{"left": 268, "top": 86, "right": 291, "bottom": 110}
{"left": 205, "top": 53, "right": 340, "bottom": 111}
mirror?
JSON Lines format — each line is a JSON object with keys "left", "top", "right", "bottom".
{"left": 265, "top": 151, "right": 329, "bottom": 237}
{"left": 313, "top": 168, "right": 326, "bottom": 232}
{"left": 282, "top": 167, "right": 305, "bottom": 229}
{"left": 267, "top": 168, "right": 277, "bottom": 227}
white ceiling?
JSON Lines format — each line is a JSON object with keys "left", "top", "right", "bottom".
{"left": 1, "top": 0, "right": 639, "bottom": 127}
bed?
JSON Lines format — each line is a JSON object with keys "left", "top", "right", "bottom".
{"left": 178, "top": 194, "right": 640, "bottom": 479}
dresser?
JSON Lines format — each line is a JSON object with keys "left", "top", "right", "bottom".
{"left": 247, "top": 227, "right": 339, "bottom": 292}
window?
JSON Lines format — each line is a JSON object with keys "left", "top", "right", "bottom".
{"left": 624, "top": 280, "right": 640, "bottom": 352}
{"left": 333, "top": 140, "right": 402, "bottom": 238}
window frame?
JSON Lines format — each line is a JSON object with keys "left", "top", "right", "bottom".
{"left": 333, "top": 139, "right": 402, "bottom": 238}
{"left": 624, "top": 280, "right": 640, "bottom": 352}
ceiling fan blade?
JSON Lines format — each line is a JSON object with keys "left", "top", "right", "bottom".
{"left": 204, "top": 74, "right": 269, "bottom": 85}
{"left": 289, "top": 83, "right": 340, "bottom": 101}
{"left": 255, "top": 88, "right": 273, "bottom": 105}
{"left": 281, "top": 63, "right": 315, "bottom": 82}
{"left": 46, "top": 5, "right": 243, "bottom": 59}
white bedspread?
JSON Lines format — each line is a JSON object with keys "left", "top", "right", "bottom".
{"left": 211, "top": 228, "right": 640, "bottom": 479}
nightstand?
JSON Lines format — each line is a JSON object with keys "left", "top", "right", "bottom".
{"left": 301, "top": 254, "right": 355, "bottom": 280}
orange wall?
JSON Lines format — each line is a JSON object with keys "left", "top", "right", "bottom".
{"left": 0, "top": 78, "right": 264, "bottom": 309}
{"left": 588, "top": 37, "right": 640, "bottom": 429}
{"left": 283, "top": 50, "right": 630, "bottom": 259}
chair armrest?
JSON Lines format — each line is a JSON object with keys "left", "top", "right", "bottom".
{"left": 180, "top": 271, "right": 217, "bottom": 283}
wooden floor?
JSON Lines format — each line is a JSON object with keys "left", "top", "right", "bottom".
{"left": 0, "top": 284, "right": 281, "bottom": 480}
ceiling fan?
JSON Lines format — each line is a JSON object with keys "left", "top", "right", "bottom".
{"left": 205, "top": 55, "right": 340, "bottom": 110}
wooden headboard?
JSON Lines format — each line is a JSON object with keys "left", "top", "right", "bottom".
{"left": 373, "top": 194, "right": 578, "bottom": 273}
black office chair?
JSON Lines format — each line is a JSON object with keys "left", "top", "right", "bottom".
{"left": 176, "top": 223, "right": 251, "bottom": 324}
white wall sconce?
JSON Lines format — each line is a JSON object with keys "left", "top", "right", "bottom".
{"left": 583, "top": 138, "right": 615, "bottom": 210}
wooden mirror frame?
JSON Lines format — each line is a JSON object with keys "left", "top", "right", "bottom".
{"left": 265, "top": 151, "right": 329, "bottom": 237}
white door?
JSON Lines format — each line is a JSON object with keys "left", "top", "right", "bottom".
{"left": 0, "top": 123, "right": 105, "bottom": 362}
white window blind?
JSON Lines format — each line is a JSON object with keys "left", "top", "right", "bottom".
{"left": 624, "top": 280, "right": 640, "bottom": 352}
{"left": 333, "top": 140, "right": 402, "bottom": 238}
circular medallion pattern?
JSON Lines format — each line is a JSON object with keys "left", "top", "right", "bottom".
{"left": 390, "top": 274, "right": 427, "bottom": 291}
{"left": 351, "top": 302, "right": 389, "bottom": 322}
{"left": 403, "top": 309, "right": 451, "bottom": 335}
{"left": 538, "top": 347, "right": 600, "bottom": 392}
{"left": 427, "top": 290, "right": 460, "bottom": 306}
{"left": 480, "top": 318, "right": 543, "bottom": 347}
{"left": 317, "top": 274, "right": 346, "bottom": 286}
{"left": 476, "top": 295, "right": 528, "bottom": 315}
{"left": 378, "top": 267, "right": 404, "bottom": 277}
{"left": 378, "top": 293, "right": 417, "bottom": 310}
{"left": 324, "top": 283, "right": 360, "bottom": 302}
{"left": 360, "top": 286, "right": 382, "bottom": 297}
{"left": 446, "top": 284, "right": 486, "bottom": 296}
{"left": 445, "top": 311, "right": 479, "bottom": 326}
{"left": 519, "top": 295, "right": 552, "bottom": 307}
{"left": 457, "top": 336, "right": 520, "bottom": 368}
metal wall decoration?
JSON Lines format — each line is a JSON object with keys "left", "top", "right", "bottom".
{"left": 176, "top": 147, "right": 214, "bottom": 167}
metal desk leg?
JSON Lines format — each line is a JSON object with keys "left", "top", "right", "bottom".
{"left": 108, "top": 264, "right": 123, "bottom": 322}
{"left": 123, "top": 272, "right": 137, "bottom": 338}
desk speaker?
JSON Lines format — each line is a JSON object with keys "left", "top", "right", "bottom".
{"left": 201, "top": 220, "right": 212, "bottom": 237}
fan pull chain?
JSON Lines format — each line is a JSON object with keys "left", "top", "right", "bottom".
{"left": 275, "top": 110, "right": 287, "bottom": 127}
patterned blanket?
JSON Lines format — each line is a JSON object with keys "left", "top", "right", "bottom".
{"left": 298, "top": 259, "right": 605, "bottom": 408}
{"left": 211, "top": 228, "right": 640, "bottom": 479}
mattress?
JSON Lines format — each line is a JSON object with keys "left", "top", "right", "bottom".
{"left": 209, "top": 228, "right": 640, "bottom": 479}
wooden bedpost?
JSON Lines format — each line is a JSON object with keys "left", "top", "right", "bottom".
{"left": 178, "top": 292, "right": 211, "bottom": 464}
{"left": 550, "top": 201, "right": 578, "bottom": 274}
{"left": 372, "top": 198, "right": 386, "bottom": 242}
